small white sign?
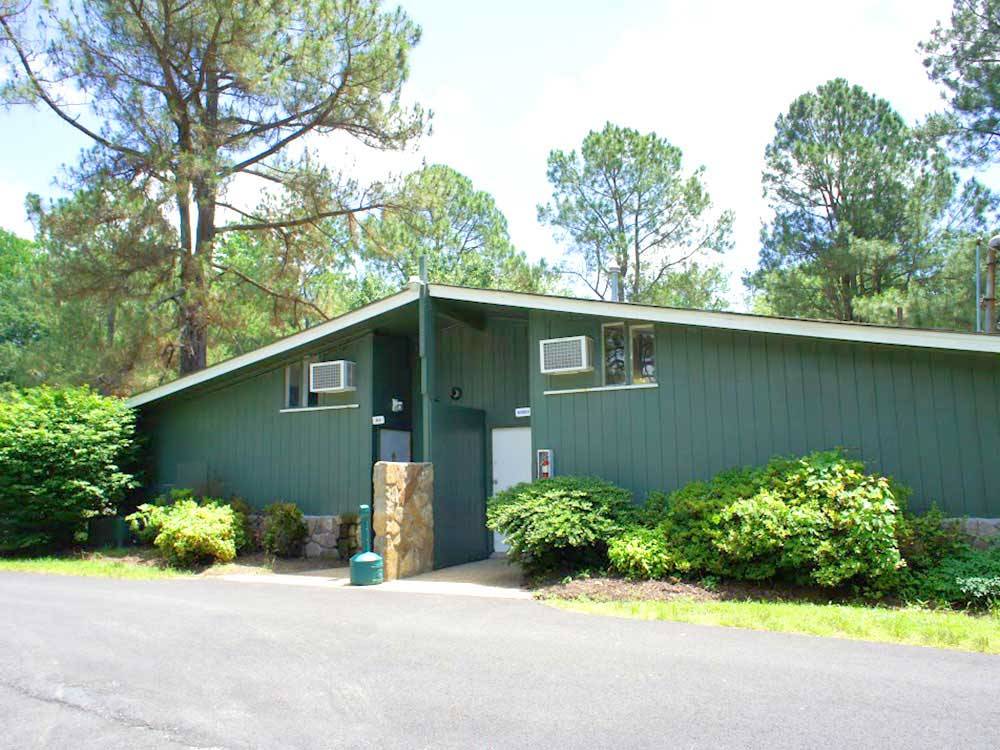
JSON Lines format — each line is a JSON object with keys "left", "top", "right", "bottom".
{"left": 372, "top": 415, "right": 386, "bottom": 426}
{"left": 515, "top": 406, "right": 531, "bottom": 418}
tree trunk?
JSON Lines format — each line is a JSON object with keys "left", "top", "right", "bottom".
{"left": 178, "top": 250, "right": 208, "bottom": 374}
{"left": 175, "top": 177, "right": 209, "bottom": 375}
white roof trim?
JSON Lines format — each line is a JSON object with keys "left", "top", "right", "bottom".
{"left": 126, "top": 287, "right": 420, "bottom": 408}
{"left": 429, "top": 285, "right": 1000, "bottom": 355}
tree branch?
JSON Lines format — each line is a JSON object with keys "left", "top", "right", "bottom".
{"left": 211, "top": 261, "right": 330, "bottom": 321}
{"left": 0, "top": 15, "right": 143, "bottom": 159}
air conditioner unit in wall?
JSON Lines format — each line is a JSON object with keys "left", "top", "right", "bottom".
{"left": 310, "top": 360, "right": 356, "bottom": 393}
{"left": 539, "top": 336, "right": 594, "bottom": 375}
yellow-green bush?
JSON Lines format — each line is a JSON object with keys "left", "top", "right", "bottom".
{"left": 624, "top": 450, "right": 905, "bottom": 589}
{"left": 150, "top": 500, "right": 237, "bottom": 568}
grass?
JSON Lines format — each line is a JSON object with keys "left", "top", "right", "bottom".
{"left": 0, "top": 550, "right": 188, "bottom": 580}
{"left": 0, "top": 549, "right": 344, "bottom": 580}
{"left": 549, "top": 597, "right": 1000, "bottom": 654}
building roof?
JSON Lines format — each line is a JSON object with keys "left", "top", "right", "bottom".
{"left": 126, "top": 281, "right": 1000, "bottom": 408}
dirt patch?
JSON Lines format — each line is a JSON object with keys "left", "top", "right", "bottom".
{"left": 534, "top": 575, "right": 853, "bottom": 605}
{"left": 199, "top": 552, "right": 348, "bottom": 577}
{"left": 79, "top": 548, "right": 172, "bottom": 568}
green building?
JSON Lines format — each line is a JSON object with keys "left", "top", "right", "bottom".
{"left": 128, "top": 280, "right": 1000, "bottom": 568}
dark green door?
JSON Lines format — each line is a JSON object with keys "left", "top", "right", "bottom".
{"left": 431, "top": 404, "right": 489, "bottom": 568}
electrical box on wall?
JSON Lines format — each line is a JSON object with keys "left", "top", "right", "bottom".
{"left": 536, "top": 449, "right": 554, "bottom": 479}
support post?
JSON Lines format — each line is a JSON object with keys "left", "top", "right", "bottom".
{"left": 418, "top": 257, "right": 435, "bottom": 462}
{"left": 976, "top": 239, "right": 982, "bottom": 332}
{"left": 986, "top": 241, "right": 997, "bottom": 334}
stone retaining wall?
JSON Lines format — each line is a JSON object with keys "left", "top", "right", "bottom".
{"left": 949, "top": 517, "right": 1000, "bottom": 548}
{"left": 248, "top": 513, "right": 360, "bottom": 559}
{"left": 372, "top": 462, "right": 434, "bottom": 580}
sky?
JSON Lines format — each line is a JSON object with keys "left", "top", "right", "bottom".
{"left": 0, "top": 0, "right": 995, "bottom": 309}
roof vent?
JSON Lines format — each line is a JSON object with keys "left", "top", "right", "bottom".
{"left": 310, "top": 360, "right": 356, "bottom": 393}
{"left": 539, "top": 336, "right": 593, "bottom": 375}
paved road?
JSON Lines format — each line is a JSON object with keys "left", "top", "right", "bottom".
{"left": 1, "top": 573, "right": 998, "bottom": 749}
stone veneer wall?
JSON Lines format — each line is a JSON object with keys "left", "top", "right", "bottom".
{"left": 248, "top": 514, "right": 359, "bottom": 559}
{"left": 372, "top": 462, "right": 434, "bottom": 580}
{"left": 950, "top": 518, "right": 1000, "bottom": 548}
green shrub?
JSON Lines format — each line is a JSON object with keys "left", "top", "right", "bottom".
{"left": 894, "top": 506, "right": 969, "bottom": 572}
{"left": 128, "top": 490, "right": 255, "bottom": 553}
{"left": 151, "top": 500, "right": 237, "bottom": 568}
{"left": 715, "top": 456, "right": 903, "bottom": 587}
{"left": 903, "top": 546, "right": 1000, "bottom": 608}
{"left": 126, "top": 503, "right": 170, "bottom": 544}
{"left": 262, "top": 502, "right": 307, "bottom": 557}
{"left": 486, "top": 476, "right": 634, "bottom": 574}
{"left": 631, "top": 451, "right": 905, "bottom": 589}
{"left": 608, "top": 526, "right": 687, "bottom": 579}
{"left": 227, "top": 497, "right": 254, "bottom": 553}
{"left": 0, "top": 386, "right": 137, "bottom": 553}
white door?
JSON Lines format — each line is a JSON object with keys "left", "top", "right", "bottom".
{"left": 491, "top": 427, "right": 532, "bottom": 554}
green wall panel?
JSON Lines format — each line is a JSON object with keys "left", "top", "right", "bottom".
{"left": 530, "top": 310, "right": 1000, "bottom": 516}
{"left": 435, "top": 316, "right": 530, "bottom": 427}
{"left": 142, "top": 334, "right": 374, "bottom": 516}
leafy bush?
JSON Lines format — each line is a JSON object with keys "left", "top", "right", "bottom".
{"left": 486, "top": 476, "right": 634, "bottom": 574}
{"left": 262, "top": 502, "right": 307, "bottom": 557}
{"left": 228, "top": 497, "right": 254, "bottom": 553}
{"left": 151, "top": 500, "right": 237, "bottom": 568}
{"left": 894, "top": 506, "right": 969, "bottom": 573}
{"left": 0, "top": 386, "right": 137, "bottom": 553}
{"left": 128, "top": 490, "right": 254, "bottom": 553}
{"left": 633, "top": 451, "right": 905, "bottom": 589}
{"left": 903, "top": 546, "right": 1000, "bottom": 608}
{"left": 608, "top": 526, "right": 687, "bottom": 580}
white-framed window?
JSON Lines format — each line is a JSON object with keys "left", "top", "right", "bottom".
{"left": 602, "top": 322, "right": 627, "bottom": 385}
{"left": 630, "top": 325, "right": 656, "bottom": 384}
{"left": 602, "top": 322, "right": 655, "bottom": 385}
{"left": 284, "top": 358, "right": 319, "bottom": 409}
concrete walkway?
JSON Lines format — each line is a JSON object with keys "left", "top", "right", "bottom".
{"left": 218, "top": 555, "right": 530, "bottom": 599}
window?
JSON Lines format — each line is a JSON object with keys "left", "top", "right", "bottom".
{"left": 602, "top": 322, "right": 656, "bottom": 386}
{"left": 284, "top": 359, "right": 319, "bottom": 409}
{"left": 602, "top": 323, "right": 627, "bottom": 385}
{"left": 631, "top": 326, "right": 656, "bottom": 383}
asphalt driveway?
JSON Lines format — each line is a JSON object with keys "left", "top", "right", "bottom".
{"left": 1, "top": 573, "right": 997, "bottom": 749}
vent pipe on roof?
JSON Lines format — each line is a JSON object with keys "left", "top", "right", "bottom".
{"left": 608, "top": 264, "right": 622, "bottom": 302}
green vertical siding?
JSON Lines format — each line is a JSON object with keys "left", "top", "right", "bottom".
{"left": 530, "top": 311, "right": 1000, "bottom": 516}
{"left": 434, "top": 315, "right": 531, "bottom": 508}
{"left": 142, "top": 334, "right": 374, "bottom": 515}
{"left": 435, "top": 316, "right": 530, "bottom": 427}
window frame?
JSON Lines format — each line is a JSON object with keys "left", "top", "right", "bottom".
{"left": 284, "top": 357, "right": 319, "bottom": 410}
{"left": 601, "top": 321, "right": 628, "bottom": 387}
{"left": 629, "top": 324, "right": 656, "bottom": 385}
{"left": 601, "top": 321, "right": 656, "bottom": 387}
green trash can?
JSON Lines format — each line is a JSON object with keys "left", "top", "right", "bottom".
{"left": 350, "top": 504, "right": 383, "bottom": 586}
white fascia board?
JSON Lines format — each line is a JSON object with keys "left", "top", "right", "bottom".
{"left": 428, "top": 285, "right": 1000, "bottom": 355}
{"left": 126, "top": 287, "right": 420, "bottom": 408}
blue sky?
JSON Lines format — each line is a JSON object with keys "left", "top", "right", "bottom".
{"left": 1, "top": 0, "right": 995, "bottom": 307}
